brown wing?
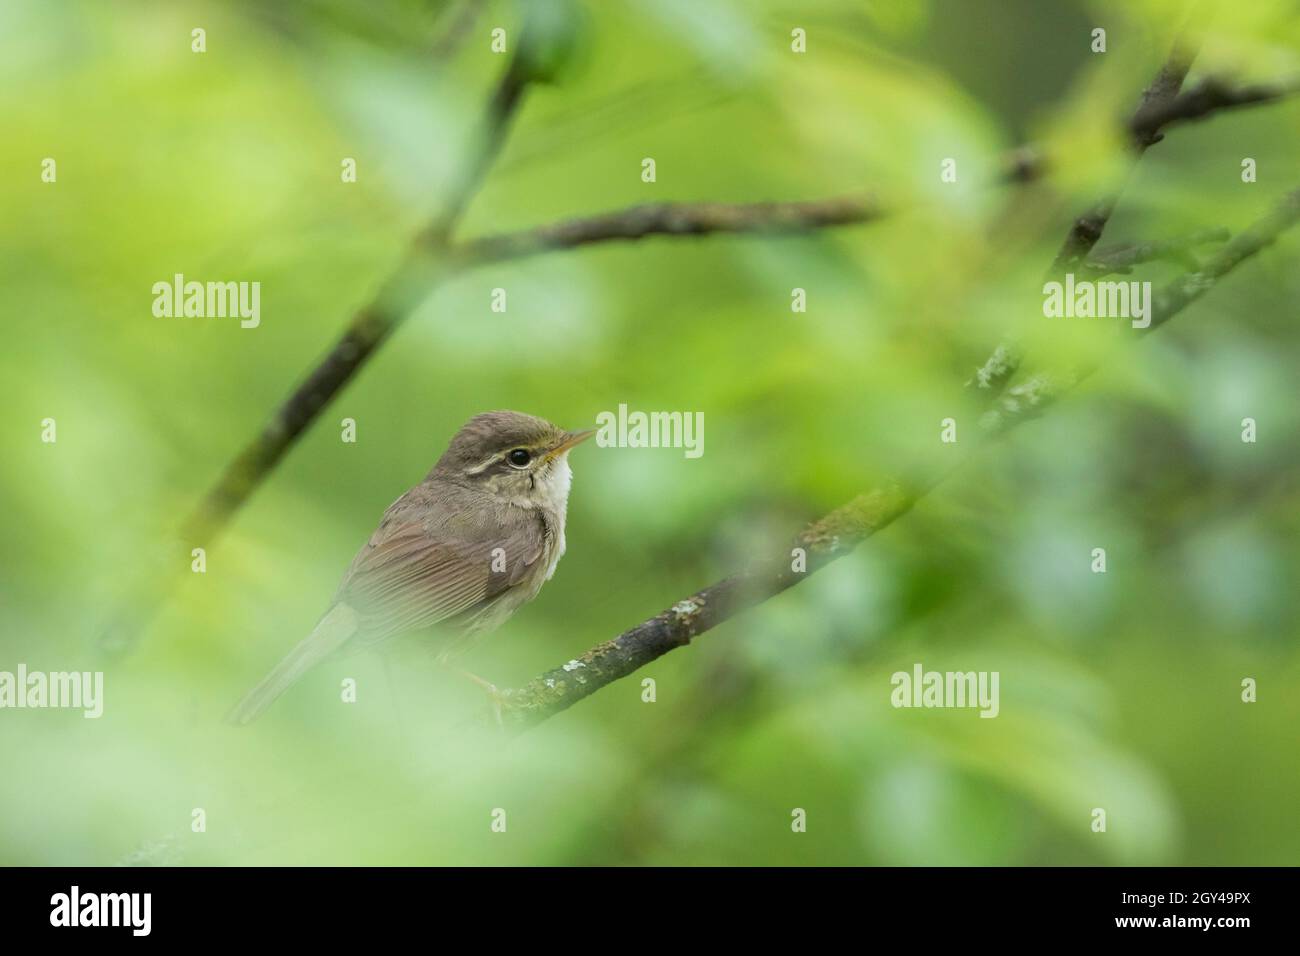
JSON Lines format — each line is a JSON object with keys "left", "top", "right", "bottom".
{"left": 335, "top": 505, "right": 547, "bottom": 644}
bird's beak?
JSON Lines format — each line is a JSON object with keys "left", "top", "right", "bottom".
{"left": 544, "top": 428, "right": 596, "bottom": 461}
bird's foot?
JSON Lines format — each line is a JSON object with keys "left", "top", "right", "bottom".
{"left": 453, "top": 668, "right": 505, "bottom": 730}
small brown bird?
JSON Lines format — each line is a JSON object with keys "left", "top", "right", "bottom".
{"left": 228, "top": 410, "right": 594, "bottom": 724}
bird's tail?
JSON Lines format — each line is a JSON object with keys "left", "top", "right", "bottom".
{"left": 226, "top": 603, "right": 358, "bottom": 726}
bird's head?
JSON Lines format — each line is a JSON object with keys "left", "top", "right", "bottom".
{"left": 432, "top": 410, "right": 595, "bottom": 509}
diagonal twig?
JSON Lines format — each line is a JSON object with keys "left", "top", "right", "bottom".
{"left": 971, "top": 37, "right": 1199, "bottom": 400}
{"left": 1129, "top": 75, "right": 1300, "bottom": 141}
{"left": 1081, "top": 227, "right": 1229, "bottom": 276}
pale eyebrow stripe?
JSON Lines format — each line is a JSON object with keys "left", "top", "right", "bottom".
{"left": 466, "top": 440, "right": 548, "bottom": 474}
{"left": 464, "top": 454, "right": 502, "bottom": 476}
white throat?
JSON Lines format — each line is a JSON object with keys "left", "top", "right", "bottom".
{"left": 536, "top": 455, "right": 573, "bottom": 523}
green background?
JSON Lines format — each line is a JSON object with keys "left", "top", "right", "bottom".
{"left": 2, "top": 0, "right": 1298, "bottom": 865}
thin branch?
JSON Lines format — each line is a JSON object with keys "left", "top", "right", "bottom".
{"left": 1049, "top": 36, "right": 1198, "bottom": 275}
{"left": 431, "top": 0, "right": 486, "bottom": 62}
{"left": 496, "top": 484, "right": 916, "bottom": 729}
{"left": 449, "top": 148, "right": 1053, "bottom": 268}
{"left": 449, "top": 195, "right": 889, "bottom": 265}
{"left": 1080, "top": 227, "right": 1229, "bottom": 276}
{"left": 498, "top": 184, "right": 1300, "bottom": 731}
{"left": 184, "top": 48, "right": 531, "bottom": 551}
{"left": 1146, "top": 188, "right": 1300, "bottom": 332}
{"left": 997, "top": 144, "right": 1048, "bottom": 184}
{"left": 974, "top": 38, "right": 1201, "bottom": 400}
{"left": 421, "top": 45, "right": 533, "bottom": 247}
{"left": 1129, "top": 76, "right": 1300, "bottom": 141}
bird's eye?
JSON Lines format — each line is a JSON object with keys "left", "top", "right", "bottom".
{"left": 507, "top": 448, "right": 532, "bottom": 468}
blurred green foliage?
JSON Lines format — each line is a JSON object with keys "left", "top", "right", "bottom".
{"left": 2, "top": 0, "right": 1298, "bottom": 866}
